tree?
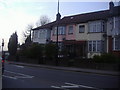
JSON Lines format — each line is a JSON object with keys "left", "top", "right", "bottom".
{"left": 23, "top": 24, "right": 33, "bottom": 44}
{"left": 36, "top": 15, "right": 50, "bottom": 26}
{"left": 8, "top": 32, "right": 18, "bottom": 56}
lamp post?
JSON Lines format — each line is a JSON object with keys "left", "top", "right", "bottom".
{"left": 56, "top": 21, "right": 59, "bottom": 66}
{"left": 55, "top": 0, "right": 61, "bottom": 66}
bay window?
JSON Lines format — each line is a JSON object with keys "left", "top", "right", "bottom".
{"left": 88, "top": 40, "right": 104, "bottom": 52}
{"left": 88, "top": 21, "right": 104, "bottom": 33}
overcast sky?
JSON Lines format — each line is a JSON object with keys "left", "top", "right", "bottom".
{"left": 0, "top": 0, "right": 119, "bottom": 50}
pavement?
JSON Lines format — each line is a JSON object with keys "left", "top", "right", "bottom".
{"left": 6, "top": 60, "right": 119, "bottom": 76}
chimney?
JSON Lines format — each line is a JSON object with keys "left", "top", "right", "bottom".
{"left": 56, "top": 0, "right": 61, "bottom": 21}
{"left": 109, "top": 1, "right": 114, "bottom": 14}
{"left": 109, "top": 1, "right": 114, "bottom": 10}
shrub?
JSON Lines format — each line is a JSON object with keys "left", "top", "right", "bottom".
{"left": 45, "top": 43, "right": 56, "bottom": 60}
{"left": 93, "top": 53, "right": 119, "bottom": 63}
{"left": 20, "top": 43, "right": 44, "bottom": 59}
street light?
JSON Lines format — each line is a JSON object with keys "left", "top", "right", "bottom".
{"left": 55, "top": 0, "right": 61, "bottom": 66}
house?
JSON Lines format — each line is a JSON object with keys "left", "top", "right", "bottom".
{"left": 107, "top": 2, "right": 120, "bottom": 57}
{"left": 32, "top": 22, "right": 55, "bottom": 44}
{"left": 32, "top": 1, "right": 120, "bottom": 58}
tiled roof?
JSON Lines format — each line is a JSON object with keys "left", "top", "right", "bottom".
{"left": 32, "top": 21, "right": 56, "bottom": 30}
{"left": 33, "top": 6, "right": 120, "bottom": 30}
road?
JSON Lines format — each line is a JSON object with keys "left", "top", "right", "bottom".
{"left": 2, "top": 62, "right": 119, "bottom": 89}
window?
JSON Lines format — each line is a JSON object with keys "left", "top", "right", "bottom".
{"left": 68, "top": 25, "right": 73, "bottom": 34}
{"left": 79, "top": 25, "right": 85, "bottom": 33}
{"left": 53, "top": 27, "right": 57, "bottom": 35}
{"left": 89, "top": 21, "right": 104, "bottom": 33}
{"left": 114, "top": 17, "right": 120, "bottom": 35}
{"left": 58, "top": 26, "right": 66, "bottom": 35}
{"left": 88, "top": 40, "right": 103, "bottom": 52}
{"left": 88, "top": 41, "right": 92, "bottom": 52}
{"left": 113, "top": 37, "right": 120, "bottom": 50}
{"left": 34, "top": 31, "right": 38, "bottom": 38}
{"left": 53, "top": 26, "right": 66, "bottom": 35}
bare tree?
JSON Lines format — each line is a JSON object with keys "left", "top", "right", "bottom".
{"left": 36, "top": 15, "right": 50, "bottom": 27}
{"left": 23, "top": 24, "right": 34, "bottom": 44}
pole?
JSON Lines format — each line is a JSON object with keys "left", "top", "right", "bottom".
{"left": 56, "top": 21, "right": 59, "bottom": 66}
{"left": 55, "top": 0, "right": 60, "bottom": 66}
{"left": 2, "top": 39, "right": 4, "bottom": 59}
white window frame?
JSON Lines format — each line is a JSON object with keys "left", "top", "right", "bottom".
{"left": 113, "top": 36, "right": 120, "bottom": 51}
{"left": 88, "top": 40, "right": 103, "bottom": 52}
{"left": 88, "top": 21, "right": 104, "bottom": 33}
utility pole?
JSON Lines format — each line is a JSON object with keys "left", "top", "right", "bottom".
{"left": 56, "top": 0, "right": 61, "bottom": 66}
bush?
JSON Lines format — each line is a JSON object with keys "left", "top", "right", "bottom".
{"left": 20, "top": 43, "right": 44, "bottom": 59}
{"left": 93, "top": 53, "right": 119, "bottom": 63}
{"left": 45, "top": 43, "right": 56, "bottom": 60}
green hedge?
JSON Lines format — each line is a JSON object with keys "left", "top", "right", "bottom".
{"left": 93, "top": 53, "right": 120, "bottom": 63}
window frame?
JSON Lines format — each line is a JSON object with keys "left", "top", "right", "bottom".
{"left": 79, "top": 25, "right": 85, "bottom": 33}
{"left": 113, "top": 36, "right": 120, "bottom": 51}
{"left": 88, "top": 21, "right": 104, "bottom": 33}
{"left": 68, "top": 25, "right": 73, "bottom": 34}
{"left": 88, "top": 40, "right": 103, "bottom": 52}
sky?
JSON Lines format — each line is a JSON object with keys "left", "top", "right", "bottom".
{"left": 0, "top": 0, "right": 119, "bottom": 51}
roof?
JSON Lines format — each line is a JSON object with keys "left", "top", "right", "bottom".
{"left": 32, "top": 21, "right": 56, "bottom": 30}
{"left": 33, "top": 6, "right": 120, "bottom": 30}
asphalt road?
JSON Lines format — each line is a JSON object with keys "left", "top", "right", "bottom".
{"left": 2, "top": 62, "right": 119, "bottom": 89}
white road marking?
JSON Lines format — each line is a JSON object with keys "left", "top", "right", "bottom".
{"left": 51, "top": 86, "right": 61, "bottom": 88}
{"left": 2, "top": 75, "right": 17, "bottom": 80}
{"left": 51, "top": 82, "right": 102, "bottom": 90}
{"left": 61, "top": 85, "right": 79, "bottom": 88}
{"left": 13, "top": 65, "right": 24, "bottom": 68}
{"left": 65, "top": 82, "right": 101, "bottom": 89}
{"left": 4, "top": 70, "right": 34, "bottom": 79}
{"left": 15, "top": 76, "right": 34, "bottom": 78}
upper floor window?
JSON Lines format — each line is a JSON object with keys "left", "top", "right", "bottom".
{"left": 79, "top": 25, "right": 85, "bottom": 33}
{"left": 88, "top": 21, "right": 104, "bottom": 33}
{"left": 58, "top": 26, "right": 66, "bottom": 35}
{"left": 113, "top": 36, "right": 120, "bottom": 51}
{"left": 53, "top": 27, "right": 57, "bottom": 35}
{"left": 39, "top": 30, "right": 46, "bottom": 39}
{"left": 68, "top": 25, "right": 73, "bottom": 34}
{"left": 53, "top": 26, "right": 66, "bottom": 35}
{"left": 114, "top": 17, "right": 120, "bottom": 35}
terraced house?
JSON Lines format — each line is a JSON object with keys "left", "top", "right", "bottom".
{"left": 32, "top": 2, "right": 120, "bottom": 58}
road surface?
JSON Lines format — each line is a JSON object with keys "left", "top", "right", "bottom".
{"left": 2, "top": 62, "right": 119, "bottom": 89}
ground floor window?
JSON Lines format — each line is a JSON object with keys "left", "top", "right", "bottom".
{"left": 88, "top": 40, "right": 104, "bottom": 52}
{"left": 113, "top": 36, "right": 120, "bottom": 51}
